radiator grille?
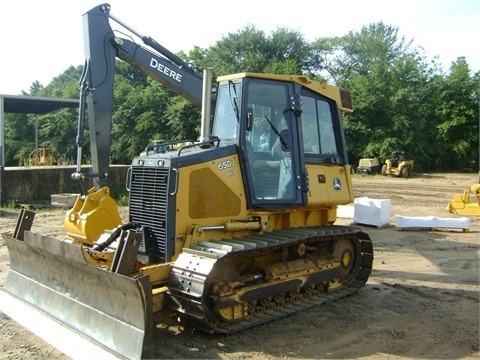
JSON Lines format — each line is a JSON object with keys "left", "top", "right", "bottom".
{"left": 129, "top": 166, "right": 170, "bottom": 261}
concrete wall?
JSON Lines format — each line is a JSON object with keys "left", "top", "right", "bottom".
{"left": 0, "top": 165, "right": 130, "bottom": 204}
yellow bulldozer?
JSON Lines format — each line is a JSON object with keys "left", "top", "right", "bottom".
{"left": 0, "top": 4, "right": 373, "bottom": 359}
{"left": 446, "top": 183, "right": 480, "bottom": 216}
{"left": 28, "top": 147, "right": 56, "bottom": 166}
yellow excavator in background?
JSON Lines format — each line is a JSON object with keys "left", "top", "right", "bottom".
{"left": 0, "top": 4, "right": 373, "bottom": 359}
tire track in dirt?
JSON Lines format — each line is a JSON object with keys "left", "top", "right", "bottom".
{"left": 352, "top": 176, "right": 473, "bottom": 207}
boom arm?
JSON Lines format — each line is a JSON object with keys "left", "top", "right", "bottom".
{"left": 75, "top": 3, "right": 203, "bottom": 190}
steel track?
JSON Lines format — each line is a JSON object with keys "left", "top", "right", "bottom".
{"left": 170, "top": 226, "right": 373, "bottom": 334}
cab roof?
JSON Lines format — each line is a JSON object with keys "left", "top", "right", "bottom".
{"left": 217, "top": 72, "right": 352, "bottom": 112}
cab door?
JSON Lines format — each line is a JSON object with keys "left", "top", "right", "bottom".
{"left": 240, "top": 78, "right": 305, "bottom": 209}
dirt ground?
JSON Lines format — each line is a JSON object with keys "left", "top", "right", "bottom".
{"left": 0, "top": 172, "right": 479, "bottom": 360}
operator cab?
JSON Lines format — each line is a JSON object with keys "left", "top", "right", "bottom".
{"left": 212, "top": 73, "right": 348, "bottom": 210}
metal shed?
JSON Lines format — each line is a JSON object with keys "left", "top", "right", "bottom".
{"left": 0, "top": 94, "right": 79, "bottom": 204}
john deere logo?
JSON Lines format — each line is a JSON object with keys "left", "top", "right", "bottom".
{"left": 333, "top": 177, "right": 342, "bottom": 191}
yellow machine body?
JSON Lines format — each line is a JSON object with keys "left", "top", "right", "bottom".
{"left": 1, "top": 72, "right": 373, "bottom": 360}
{"left": 382, "top": 150, "right": 414, "bottom": 178}
{"left": 447, "top": 184, "right": 480, "bottom": 216}
{"left": 0, "top": 5, "right": 373, "bottom": 360}
{"left": 28, "top": 147, "right": 56, "bottom": 166}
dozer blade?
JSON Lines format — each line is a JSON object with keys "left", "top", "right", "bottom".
{"left": 0, "top": 231, "right": 153, "bottom": 360}
{"left": 447, "top": 202, "right": 480, "bottom": 216}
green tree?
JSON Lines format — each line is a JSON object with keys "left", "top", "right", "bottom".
{"left": 197, "top": 26, "right": 310, "bottom": 76}
{"left": 109, "top": 68, "right": 201, "bottom": 163}
{"left": 3, "top": 112, "right": 35, "bottom": 166}
{"left": 28, "top": 81, "right": 44, "bottom": 96}
{"left": 33, "top": 66, "right": 83, "bottom": 164}
{"left": 317, "top": 22, "right": 458, "bottom": 170}
{"left": 435, "top": 58, "right": 479, "bottom": 170}
{"left": 3, "top": 22, "right": 478, "bottom": 174}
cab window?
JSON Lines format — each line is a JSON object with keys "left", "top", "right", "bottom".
{"left": 301, "top": 95, "right": 338, "bottom": 157}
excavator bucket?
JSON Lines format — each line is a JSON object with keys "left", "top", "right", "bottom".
{"left": 446, "top": 184, "right": 480, "bottom": 216}
{"left": 0, "top": 210, "right": 153, "bottom": 360}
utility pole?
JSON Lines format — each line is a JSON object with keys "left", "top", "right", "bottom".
{"left": 35, "top": 115, "right": 39, "bottom": 166}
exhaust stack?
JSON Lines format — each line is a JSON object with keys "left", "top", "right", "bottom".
{"left": 199, "top": 68, "right": 213, "bottom": 143}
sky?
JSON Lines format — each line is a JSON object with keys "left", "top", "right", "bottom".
{"left": 0, "top": 0, "right": 478, "bottom": 95}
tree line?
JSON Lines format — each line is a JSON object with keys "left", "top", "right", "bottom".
{"left": 4, "top": 22, "right": 479, "bottom": 172}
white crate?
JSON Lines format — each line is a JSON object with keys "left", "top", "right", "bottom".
{"left": 337, "top": 205, "right": 354, "bottom": 218}
{"left": 395, "top": 215, "right": 471, "bottom": 230}
{"left": 354, "top": 197, "right": 391, "bottom": 227}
